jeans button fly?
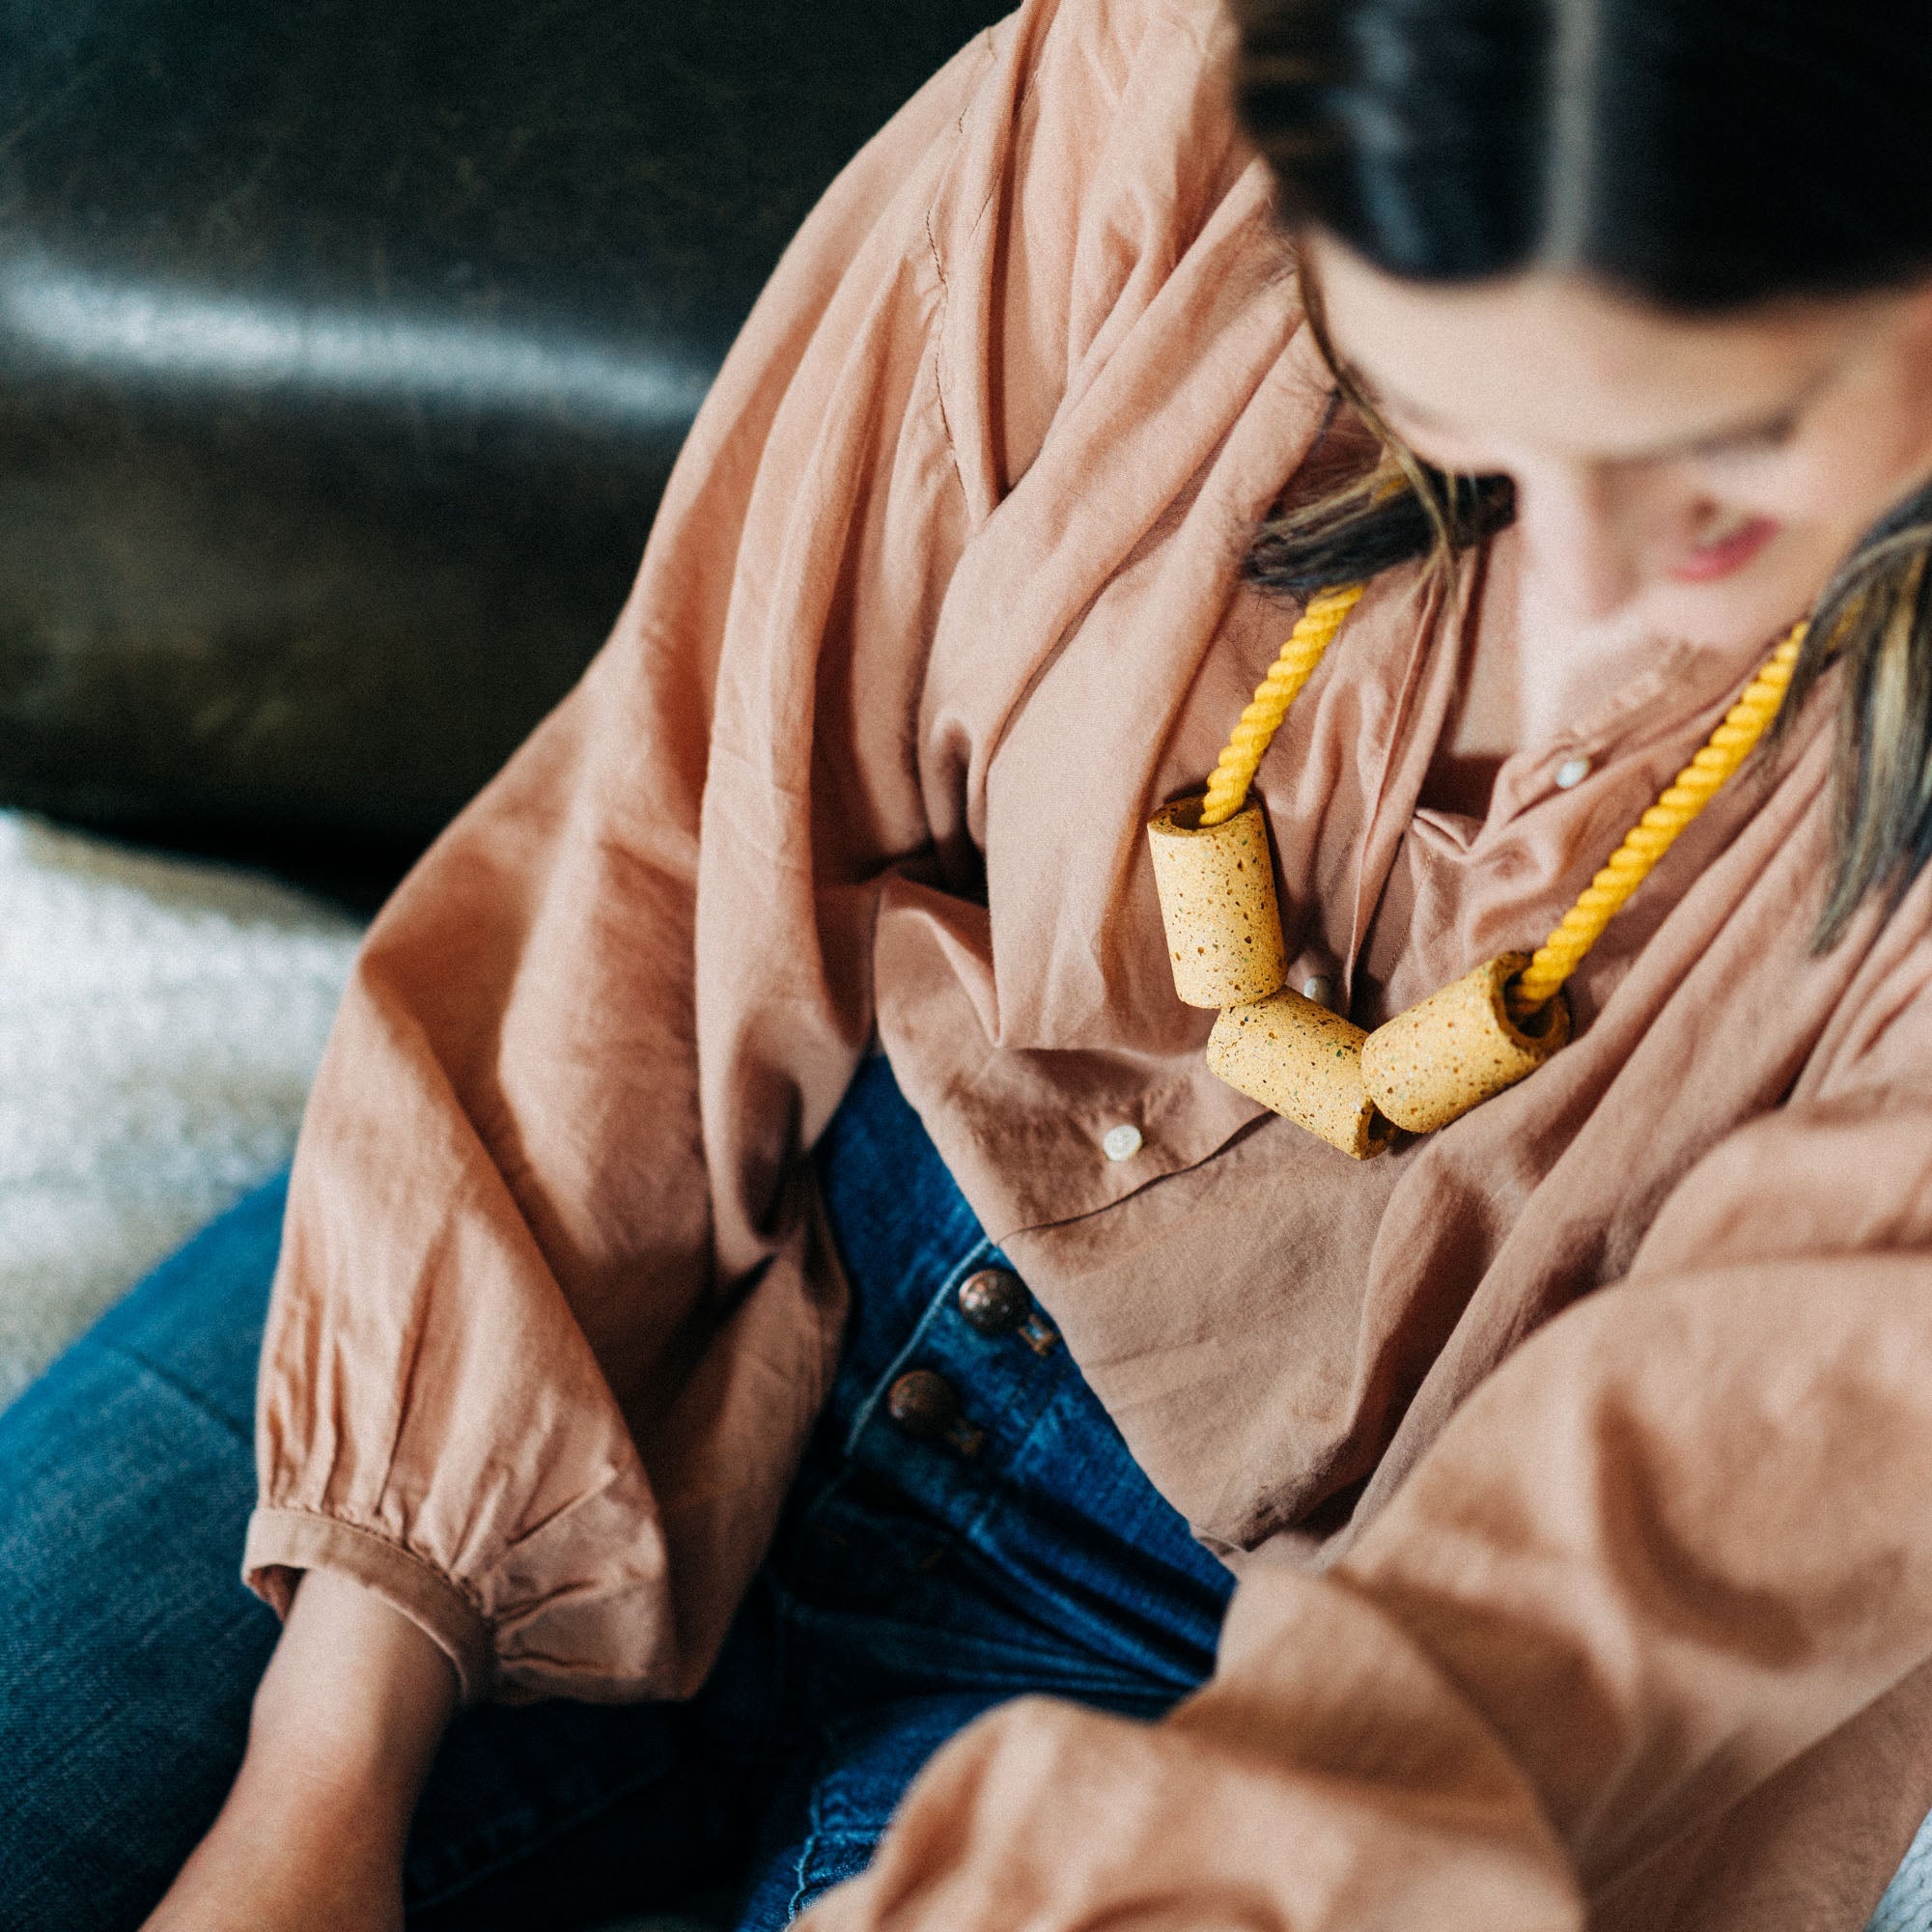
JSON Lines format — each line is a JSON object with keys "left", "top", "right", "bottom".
{"left": 957, "top": 1267, "right": 1030, "bottom": 1334}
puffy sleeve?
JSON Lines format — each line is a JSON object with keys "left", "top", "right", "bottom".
{"left": 802, "top": 911, "right": 1932, "bottom": 1926}
{"left": 242, "top": 21, "right": 998, "bottom": 1704}
{"left": 243, "top": 0, "right": 1231, "bottom": 1706}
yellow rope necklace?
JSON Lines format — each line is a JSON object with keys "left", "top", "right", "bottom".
{"left": 1146, "top": 586, "right": 1806, "bottom": 1157}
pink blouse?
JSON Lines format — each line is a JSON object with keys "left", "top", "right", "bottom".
{"left": 245, "top": 0, "right": 1932, "bottom": 1922}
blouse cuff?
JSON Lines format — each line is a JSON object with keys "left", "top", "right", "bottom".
{"left": 243, "top": 1505, "right": 495, "bottom": 1705}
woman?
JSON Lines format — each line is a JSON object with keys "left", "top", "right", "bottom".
{"left": 7, "top": 0, "right": 1932, "bottom": 1924}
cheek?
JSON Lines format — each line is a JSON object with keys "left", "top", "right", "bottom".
{"left": 1768, "top": 442, "right": 1915, "bottom": 533}
{"left": 1766, "top": 383, "right": 1932, "bottom": 533}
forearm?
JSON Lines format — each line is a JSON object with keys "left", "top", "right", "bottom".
{"left": 242, "top": 1568, "right": 457, "bottom": 1832}
{"left": 144, "top": 1568, "right": 458, "bottom": 1931}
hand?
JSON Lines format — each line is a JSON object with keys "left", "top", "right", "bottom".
{"left": 142, "top": 1568, "right": 460, "bottom": 1931}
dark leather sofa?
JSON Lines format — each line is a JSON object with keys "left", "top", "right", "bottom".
{"left": 0, "top": 0, "right": 1011, "bottom": 906}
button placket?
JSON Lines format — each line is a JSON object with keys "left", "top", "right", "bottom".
{"left": 847, "top": 1246, "right": 1071, "bottom": 1517}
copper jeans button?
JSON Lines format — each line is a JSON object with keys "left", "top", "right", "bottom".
{"left": 885, "top": 1370, "right": 984, "bottom": 1457}
{"left": 956, "top": 1267, "right": 1029, "bottom": 1334}
{"left": 955, "top": 1267, "right": 1060, "bottom": 1357}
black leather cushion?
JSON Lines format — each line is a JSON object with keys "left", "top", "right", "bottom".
{"left": 0, "top": 0, "right": 1009, "bottom": 897}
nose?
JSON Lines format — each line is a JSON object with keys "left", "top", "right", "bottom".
{"left": 1511, "top": 462, "right": 1647, "bottom": 625}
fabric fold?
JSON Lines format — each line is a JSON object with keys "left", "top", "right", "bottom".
{"left": 242, "top": 0, "right": 1932, "bottom": 1917}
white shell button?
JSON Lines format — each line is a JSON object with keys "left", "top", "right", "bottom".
{"left": 1302, "top": 974, "right": 1334, "bottom": 1008}
{"left": 1102, "top": 1124, "right": 1143, "bottom": 1162}
{"left": 1554, "top": 755, "right": 1592, "bottom": 791}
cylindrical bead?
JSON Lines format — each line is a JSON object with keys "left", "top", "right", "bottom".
{"left": 1206, "top": 987, "right": 1393, "bottom": 1161}
{"left": 1358, "top": 952, "right": 1571, "bottom": 1134}
{"left": 1145, "top": 794, "right": 1288, "bottom": 1008}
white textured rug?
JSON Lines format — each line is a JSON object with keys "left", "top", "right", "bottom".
{"left": 0, "top": 814, "right": 362, "bottom": 1409}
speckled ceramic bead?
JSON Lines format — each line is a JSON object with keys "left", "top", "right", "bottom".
{"left": 1144, "top": 794, "right": 1288, "bottom": 1009}
{"left": 1206, "top": 987, "right": 1394, "bottom": 1161}
{"left": 1358, "top": 952, "right": 1572, "bottom": 1134}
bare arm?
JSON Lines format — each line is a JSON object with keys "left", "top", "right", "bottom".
{"left": 144, "top": 1570, "right": 458, "bottom": 1932}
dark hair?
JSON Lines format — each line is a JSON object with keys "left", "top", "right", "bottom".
{"left": 1231, "top": 0, "right": 1932, "bottom": 943}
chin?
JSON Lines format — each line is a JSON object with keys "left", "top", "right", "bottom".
{"left": 1623, "top": 590, "right": 1793, "bottom": 657}
{"left": 1651, "top": 542, "right": 1843, "bottom": 650}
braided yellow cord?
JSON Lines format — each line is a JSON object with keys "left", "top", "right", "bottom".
{"left": 1508, "top": 622, "right": 1807, "bottom": 1016}
{"left": 1193, "top": 582, "right": 1806, "bottom": 1029}
{"left": 1198, "top": 585, "right": 1367, "bottom": 827}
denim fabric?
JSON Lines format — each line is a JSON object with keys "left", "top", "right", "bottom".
{"left": 0, "top": 1054, "right": 1232, "bottom": 1932}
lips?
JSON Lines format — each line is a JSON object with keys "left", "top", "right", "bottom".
{"left": 1672, "top": 515, "right": 1780, "bottom": 583}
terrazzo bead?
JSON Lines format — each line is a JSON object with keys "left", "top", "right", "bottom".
{"left": 1144, "top": 795, "right": 1288, "bottom": 1008}
{"left": 1358, "top": 952, "right": 1572, "bottom": 1134}
{"left": 1206, "top": 987, "right": 1393, "bottom": 1161}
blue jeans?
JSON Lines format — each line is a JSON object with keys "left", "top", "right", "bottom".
{"left": 0, "top": 1055, "right": 1233, "bottom": 1931}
